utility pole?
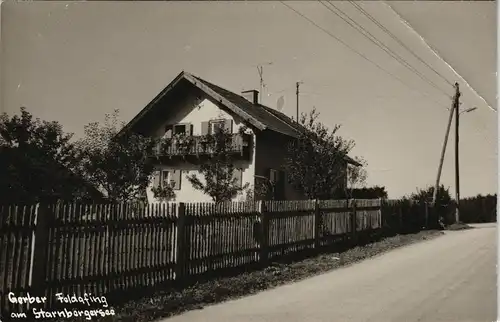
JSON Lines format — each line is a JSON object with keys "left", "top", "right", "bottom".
{"left": 433, "top": 83, "right": 460, "bottom": 206}
{"left": 454, "top": 83, "right": 462, "bottom": 224}
{"left": 432, "top": 104, "right": 455, "bottom": 205}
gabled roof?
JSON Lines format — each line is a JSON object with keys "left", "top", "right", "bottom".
{"left": 191, "top": 75, "right": 302, "bottom": 138}
{"left": 121, "top": 71, "right": 360, "bottom": 166}
{"left": 120, "top": 71, "right": 267, "bottom": 135}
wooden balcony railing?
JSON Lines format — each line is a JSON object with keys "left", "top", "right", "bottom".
{"left": 152, "top": 133, "right": 252, "bottom": 158}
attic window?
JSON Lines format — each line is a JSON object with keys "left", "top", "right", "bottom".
{"left": 173, "top": 124, "right": 186, "bottom": 134}
{"left": 209, "top": 120, "right": 224, "bottom": 134}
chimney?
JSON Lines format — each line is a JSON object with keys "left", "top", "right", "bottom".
{"left": 241, "top": 90, "right": 259, "bottom": 105}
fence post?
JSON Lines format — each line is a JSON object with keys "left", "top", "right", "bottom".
{"left": 350, "top": 199, "right": 357, "bottom": 244}
{"left": 175, "top": 202, "right": 187, "bottom": 284}
{"left": 378, "top": 198, "right": 383, "bottom": 231}
{"left": 313, "top": 199, "right": 321, "bottom": 250}
{"left": 258, "top": 201, "right": 269, "bottom": 267}
{"left": 424, "top": 202, "right": 429, "bottom": 229}
{"left": 399, "top": 203, "right": 404, "bottom": 233}
{"left": 29, "top": 203, "right": 53, "bottom": 308}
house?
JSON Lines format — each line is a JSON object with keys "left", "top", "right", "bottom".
{"left": 120, "top": 71, "right": 361, "bottom": 203}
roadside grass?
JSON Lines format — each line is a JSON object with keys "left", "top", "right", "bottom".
{"left": 446, "top": 223, "right": 474, "bottom": 231}
{"left": 91, "top": 230, "right": 443, "bottom": 322}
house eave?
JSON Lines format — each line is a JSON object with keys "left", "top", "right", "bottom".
{"left": 184, "top": 73, "right": 267, "bottom": 131}
{"left": 118, "top": 71, "right": 267, "bottom": 137}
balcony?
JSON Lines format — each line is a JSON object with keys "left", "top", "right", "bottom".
{"left": 151, "top": 133, "right": 252, "bottom": 162}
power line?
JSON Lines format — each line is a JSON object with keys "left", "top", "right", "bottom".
{"left": 281, "top": 2, "right": 494, "bottom": 148}
{"left": 280, "top": 1, "right": 450, "bottom": 110}
{"left": 348, "top": 1, "right": 455, "bottom": 88}
{"left": 384, "top": 1, "right": 497, "bottom": 113}
{"left": 361, "top": 1, "right": 493, "bottom": 143}
{"left": 321, "top": 1, "right": 451, "bottom": 98}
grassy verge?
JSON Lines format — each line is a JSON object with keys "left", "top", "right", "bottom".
{"left": 95, "top": 230, "right": 443, "bottom": 322}
{"left": 446, "top": 223, "right": 474, "bottom": 231}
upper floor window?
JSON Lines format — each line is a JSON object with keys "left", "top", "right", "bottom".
{"left": 209, "top": 120, "right": 225, "bottom": 134}
{"left": 165, "top": 123, "right": 193, "bottom": 137}
{"left": 174, "top": 124, "right": 186, "bottom": 134}
{"left": 202, "top": 119, "right": 233, "bottom": 135}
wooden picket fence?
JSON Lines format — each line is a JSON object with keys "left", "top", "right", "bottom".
{"left": 0, "top": 198, "right": 431, "bottom": 318}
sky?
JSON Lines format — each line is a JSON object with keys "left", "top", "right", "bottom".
{"left": 1, "top": 1, "right": 497, "bottom": 199}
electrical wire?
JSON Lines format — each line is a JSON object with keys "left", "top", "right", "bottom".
{"left": 357, "top": 1, "right": 493, "bottom": 142}
{"left": 321, "top": 1, "right": 451, "bottom": 98}
{"left": 384, "top": 1, "right": 497, "bottom": 113}
{"left": 280, "top": 2, "right": 494, "bottom": 147}
{"left": 348, "top": 1, "right": 455, "bottom": 88}
{"left": 352, "top": 4, "right": 495, "bottom": 145}
{"left": 280, "top": 1, "right": 450, "bottom": 110}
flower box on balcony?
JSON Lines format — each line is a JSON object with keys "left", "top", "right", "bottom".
{"left": 152, "top": 132, "right": 252, "bottom": 160}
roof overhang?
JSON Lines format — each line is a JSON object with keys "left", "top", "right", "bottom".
{"left": 118, "top": 71, "right": 266, "bottom": 137}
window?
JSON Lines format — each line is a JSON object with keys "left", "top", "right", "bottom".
{"left": 155, "top": 170, "right": 182, "bottom": 190}
{"left": 202, "top": 120, "right": 233, "bottom": 135}
{"left": 232, "top": 168, "right": 243, "bottom": 188}
{"left": 268, "top": 169, "right": 285, "bottom": 200}
{"left": 209, "top": 121, "right": 225, "bottom": 134}
{"left": 161, "top": 171, "right": 172, "bottom": 188}
{"left": 173, "top": 124, "right": 186, "bottom": 135}
{"left": 269, "top": 169, "right": 279, "bottom": 184}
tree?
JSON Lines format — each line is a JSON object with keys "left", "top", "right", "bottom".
{"left": 0, "top": 107, "right": 97, "bottom": 203}
{"left": 150, "top": 185, "right": 176, "bottom": 202}
{"left": 346, "top": 156, "right": 368, "bottom": 197}
{"left": 350, "top": 186, "right": 388, "bottom": 199}
{"left": 411, "top": 185, "right": 452, "bottom": 206}
{"left": 411, "top": 184, "right": 452, "bottom": 226}
{"left": 75, "top": 109, "right": 156, "bottom": 202}
{"left": 186, "top": 125, "right": 249, "bottom": 203}
{"left": 284, "top": 108, "right": 355, "bottom": 200}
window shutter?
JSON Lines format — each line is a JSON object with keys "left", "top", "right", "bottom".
{"left": 224, "top": 119, "right": 233, "bottom": 133}
{"left": 153, "top": 171, "right": 161, "bottom": 188}
{"left": 185, "top": 124, "right": 193, "bottom": 136}
{"left": 165, "top": 125, "right": 173, "bottom": 138}
{"left": 232, "top": 168, "right": 242, "bottom": 188}
{"left": 201, "top": 121, "right": 209, "bottom": 135}
{"left": 171, "top": 170, "right": 182, "bottom": 190}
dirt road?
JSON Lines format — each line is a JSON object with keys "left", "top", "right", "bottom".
{"left": 160, "top": 224, "right": 497, "bottom": 322}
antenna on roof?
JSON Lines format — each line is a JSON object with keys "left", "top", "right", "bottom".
{"left": 295, "top": 80, "right": 304, "bottom": 122}
{"left": 256, "top": 62, "right": 273, "bottom": 104}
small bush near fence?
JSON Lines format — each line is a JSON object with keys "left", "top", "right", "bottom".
{"left": 0, "top": 198, "right": 433, "bottom": 319}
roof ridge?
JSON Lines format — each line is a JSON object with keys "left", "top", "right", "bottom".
{"left": 257, "top": 104, "right": 302, "bottom": 135}
{"left": 189, "top": 75, "right": 302, "bottom": 136}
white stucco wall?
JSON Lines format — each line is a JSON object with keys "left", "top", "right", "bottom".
{"left": 145, "top": 95, "right": 256, "bottom": 203}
